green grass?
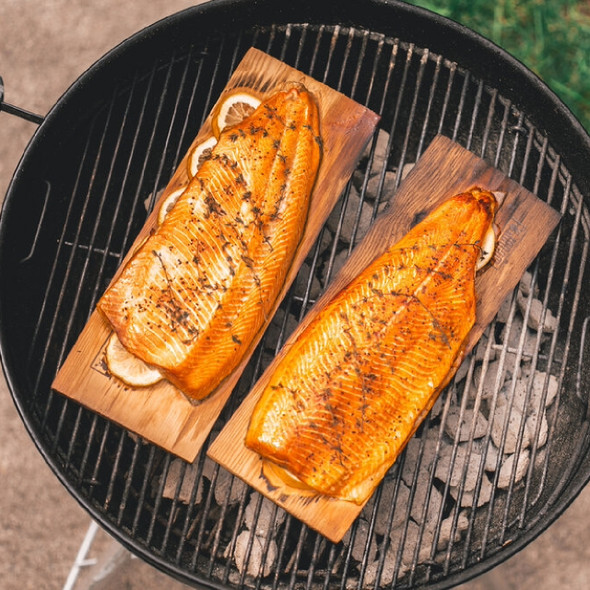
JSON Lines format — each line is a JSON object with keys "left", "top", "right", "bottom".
{"left": 407, "top": 0, "right": 590, "bottom": 133}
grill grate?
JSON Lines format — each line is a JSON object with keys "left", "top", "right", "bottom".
{"left": 2, "top": 12, "right": 590, "bottom": 590}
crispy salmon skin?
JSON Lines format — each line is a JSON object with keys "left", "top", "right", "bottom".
{"left": 245, "top": 188, "right": 498, "bottom": 504}
{"left": 97, "top": 84, "right": 321, "bottom": 400}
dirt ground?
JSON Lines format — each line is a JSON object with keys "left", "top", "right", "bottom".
{"left": 2, "top": 2, "right": 590, "bottom": 589}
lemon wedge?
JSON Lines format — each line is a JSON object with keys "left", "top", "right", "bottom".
{"left": 211, "top": 88, "right": 262, "bottom": 138}
{"left": 105, "top": 332, "right": 163, "bottom": 387}
{"left": 186, "top": 135, "right": 218, "bottom": 178}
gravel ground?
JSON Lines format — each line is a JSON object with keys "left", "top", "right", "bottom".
{"left": 2, "top": 2, "right": 590, "bottom": 589}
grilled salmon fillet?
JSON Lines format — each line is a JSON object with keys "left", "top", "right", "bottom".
{"left": 97, "top": 84, "right": 321, "bottom": 400}
{"left": 245, "top": 188, "right": 498, "bottom": 504}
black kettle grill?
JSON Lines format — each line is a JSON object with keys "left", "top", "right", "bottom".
{"left": 2, "top": 1, "right": 590, "bottom": 588}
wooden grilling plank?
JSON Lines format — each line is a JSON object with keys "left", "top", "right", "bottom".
{"left": 51, "top": 48, "right": 380, "bottom": 462}
{"left": 208, "top": 134, "right": 561, "bottom": 543}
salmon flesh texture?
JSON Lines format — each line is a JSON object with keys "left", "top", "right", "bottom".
{"left": 245, "top": 188, "right": 498, "bottom": 504}
{"left": 97, "top": 84, "right": 321, "bottom": 400}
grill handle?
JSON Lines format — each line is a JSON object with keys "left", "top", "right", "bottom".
{"left": 0, "top": 76, "right": 44, "bottom": 124}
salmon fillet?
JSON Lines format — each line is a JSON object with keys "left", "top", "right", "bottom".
{"left": 97, "top": 84, "right": 321, "bottom": 400}
{"left": 245, "top": 188, "right": 498, "bottom": 504}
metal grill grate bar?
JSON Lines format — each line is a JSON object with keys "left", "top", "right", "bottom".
{"left": 27, "top": 115, "right": 98, "bottom": 386}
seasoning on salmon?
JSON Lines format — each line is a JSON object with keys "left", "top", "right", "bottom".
{"left": 245, "top": 188, "right": 498, "bottom": 505}
{"left": 97, "top": 83, "right": 321, "bottom": 400}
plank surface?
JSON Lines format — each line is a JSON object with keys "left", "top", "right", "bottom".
{"left": 207, "top": 134, "right": 562, "bottom": 543}
{"left": 51, "top": 48, "right": 380, "bottom": 462}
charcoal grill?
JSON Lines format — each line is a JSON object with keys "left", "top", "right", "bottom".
{"left": 2, "top": 0, "right": 590, "bottom": 588}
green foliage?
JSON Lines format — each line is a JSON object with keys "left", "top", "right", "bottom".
{"left": 409, "top": 0, "right": 590, "bottom": 132}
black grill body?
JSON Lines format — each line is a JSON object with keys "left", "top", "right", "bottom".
{"left": 2, "top": 1, "right": 590, "bottom": 588}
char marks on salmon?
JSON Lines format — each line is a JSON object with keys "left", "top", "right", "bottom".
{"left": 245, "top": 188, "right": 498, "bottom": 504}
{"left": 98, "top": 84, "right": 321, "bottom": 400}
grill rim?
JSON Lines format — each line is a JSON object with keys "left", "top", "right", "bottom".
{"left": 2, "top": 1, "right": 590, "bottom": 588}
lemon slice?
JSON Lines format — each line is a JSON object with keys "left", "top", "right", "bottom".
{"left": 476, "top": 191, "right": 504, "bottom": 271}
{"left": 211, "top": 88, "right": 262, "bottom": 138}
{"left": 187, "top": 135, "right": 218, "bottom": 178}
{"left": 105, "top": 332, "right": 163, "bottom": 387}
{"left": 476, "top": 223, "right": 497, "bottom": 271}
{"left": 157, "top": 186, "right": 186, "bottom": 225}
{"left": 261, "top": 460, "right": 317, "bottom": 496}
